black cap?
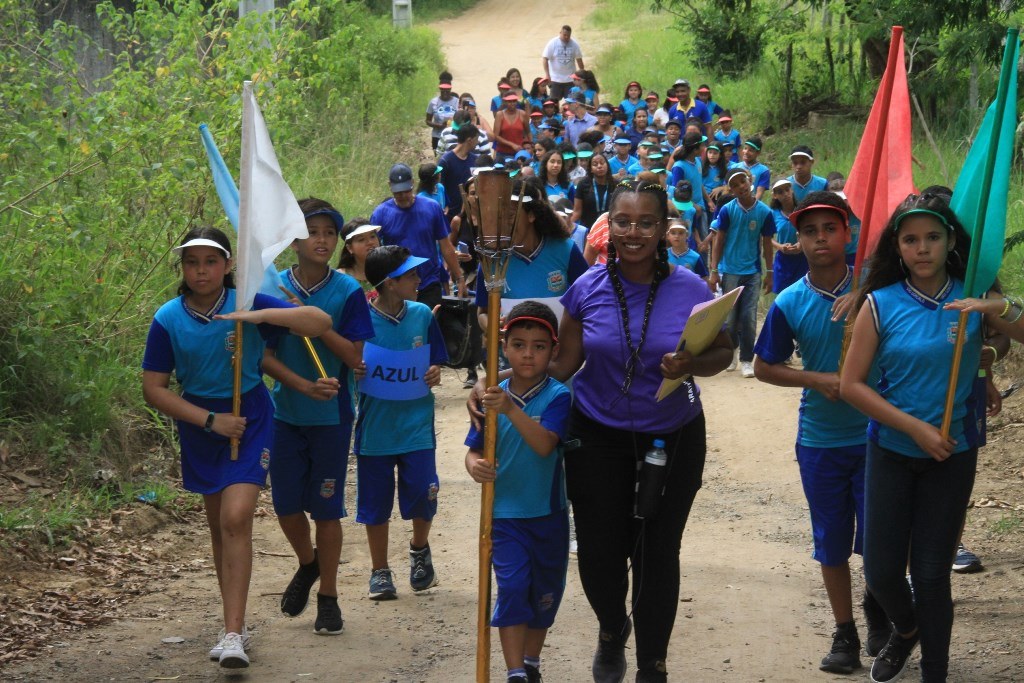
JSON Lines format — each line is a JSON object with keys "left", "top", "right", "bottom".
{"left": 388, "top": 163, "right": 414, "bottom": 192}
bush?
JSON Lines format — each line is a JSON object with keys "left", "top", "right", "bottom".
{"left": 0, "top": 0, "right": 444, "bottom": 474}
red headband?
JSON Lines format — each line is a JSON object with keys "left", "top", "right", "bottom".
{"left": 502, "top": 315, "right": 558, "bottom": 343}
{"left": 788, "top": 203, "right": 849, "bottom": 229}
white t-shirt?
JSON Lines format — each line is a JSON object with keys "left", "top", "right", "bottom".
{"left": 542, "top": 36, "right": 583, "bottom": 84}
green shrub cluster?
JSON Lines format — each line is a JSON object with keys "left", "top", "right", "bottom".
{"left": 0, "top": 0, "right": 444, "bottom": 474}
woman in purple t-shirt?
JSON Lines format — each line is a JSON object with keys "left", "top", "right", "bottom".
{"left": 555, "top": 178, "right": 733, "bottom": 681}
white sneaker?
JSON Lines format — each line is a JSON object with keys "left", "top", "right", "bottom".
{"left": 741, "top": 362, "right": 754, "bottom": 378}
{"left": 726, "top": 351, "right": 739, "bottom": 372}
{"left": 209, "top": 626, "right": 250, "bottom": 660}
{"left": 219, "top": 631, "right": 249, "bottom": 669}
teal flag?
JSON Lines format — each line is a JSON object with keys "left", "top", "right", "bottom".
{"left": 198, "top": 123, "right": 285, "bottom": 299}
{"left": 950, "top": 32, "right": 1020, "bottom": 297}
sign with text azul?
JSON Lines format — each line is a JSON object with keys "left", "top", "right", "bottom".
{"left": 360, "top": 343, "right": 430, "bottom": 400}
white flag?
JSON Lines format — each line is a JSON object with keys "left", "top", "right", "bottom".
{"left": 235, "top": 81, "right": 308, "bottom": 311}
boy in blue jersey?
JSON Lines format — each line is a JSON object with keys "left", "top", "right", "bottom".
{"left": 730, "top": 136, "right": 771, "bottom": 201}
{"left": 609, "top": 138, "right": 638, "bottom": 180}
{"left": 714, "top": 111, "right": 741, "bottom": 162}
{"left": 787, "top": 145, "right": 829, "bottom": 203}
{"left": 355, "top": 245, "right": 449, "bottom": 600}
{"left": 708, "top": 169, "right": 775, "bottom": 378}
{"left": 262, "top": 198, "right": 375, "bottom": 635}
{"left": 465, "top": 301, "right": 571, "bottom": 683}
{"left": 753, "top": 191, "right": 891, "bottom": 674}
{"left": 665, "top": 219, "right": 709, "bottom": 279}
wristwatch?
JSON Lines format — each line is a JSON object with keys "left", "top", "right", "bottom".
{"left": 204, "top": 411, "right": 216, "bottom": 432}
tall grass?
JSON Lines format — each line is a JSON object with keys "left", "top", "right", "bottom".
{"left": 586, "top": 0, "right": 1024, "bottom": 294}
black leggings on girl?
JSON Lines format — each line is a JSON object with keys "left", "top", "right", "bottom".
{"left": 566, "top": 407, "right": 706, "bottom": 667}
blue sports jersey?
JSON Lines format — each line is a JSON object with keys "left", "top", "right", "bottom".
{"left": 143, "top": 289, "right": 291, "bottom": 398}
{"left": 668, "top": 248, "right": 708, "bottom": 277}
{"left": 712, "top": 197, "right": 774, "bottom": 275}
{"left": 714, "top": 129, "right": 742, "bottom": 162}
{"left": 271, "top": 268, "right": 374, "bottom": 426}
{"left": 772, "top": 208, "right": 808, "bottom": 293}
{"left": 866, "top": 279, "right": 982, "bottom": 458}
{"left": 354, "top": 301, "right": 449, "bottom": 456}
{"left": 702, "top": 165, "right": 723, "bottom": 197}
{"left": 465, "top": 376, "right": 571, "bottom": 518}
{"left": 619, "top": 99, "right": 643, "bottom": 122}
{"left": 474, "top": 237, "right": 588, "bottom": 311}
{"left": 754, "top": 267, "right": 869, "bottom": 447}
{"left": 370, "top": 198, "right": 451, "bottom": 290}
{"left": 730, "top": 160, "right": 771, "bottom": 192}
{"left": 669, "top": 158, "right": 705, "bottom": 209}
{"left": 609, "top": 155, "right": 637, "bottom": 176}
{"left": 787, "top": 174, "right": 829, "bottom": 203}
{"left": 417, "top": 185, "right": 447, "bottom": 213}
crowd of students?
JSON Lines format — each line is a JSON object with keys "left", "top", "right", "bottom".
{"left": 138, "top": 37, "right": 1014, "bottom": 683}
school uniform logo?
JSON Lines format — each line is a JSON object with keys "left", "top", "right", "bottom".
{"left": 427, "top": 482, "right": 439, "bottom": 502}
{"left": 547, "top": 270, "right": 565, "bottom": 292}
{"left": 946, "top": 321, "right": 959, "bottom": 344}
{"left": 260, "top": 448, "right": 271, "bottom": 470}
{"left": 225, "top": 331, "right": 237, "bottom": 352}
{"left": 748, "top": 220, "right": 758, "bottom": 231}
{"left": 319, "top": 478, "right": 336, "bottom": 499}
{"left": 412, "top": 335, "right": 424, "bottom": 349}
{"left": 538, "top": 592, "right": 555, "bottom": 612}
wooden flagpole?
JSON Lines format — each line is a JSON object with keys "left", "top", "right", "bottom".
{"left": 939, "top": 29, "right": 1019, "bottom": 439}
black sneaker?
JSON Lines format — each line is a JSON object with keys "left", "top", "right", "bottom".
{"left": 409, "top": 544, "right": 438, "bottom": 591}
{"left": 592, "top": 618, "right": 632, "bottom": 683}
{"left": 820, "top": 622, "right": 862, "bottom": 674}
{"left": 314, "top": 593, "right": 344, "bottom": 635}
{"left": 863, "top": 590, "right": 893, "bottom": 657}
{"left": 870, "top": 630, "right": 919, "bottom": 683}
{"left": 524, "top": 663, "right": 542, "bottom": 683}
{"left": 635, "top": 659, "right": 667, "bottom": 682}
{"left": 281, "top": 550, "right": 320, "bottom": 617}
{"left": 506, "top": 676, "right": 528, "bottom": 683}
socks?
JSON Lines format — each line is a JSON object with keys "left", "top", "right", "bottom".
{"left": 507, "top": 667, "right": 526, "bottom": 681}
{"left": 524, "top": 656, "right": 540, "bottom": 669}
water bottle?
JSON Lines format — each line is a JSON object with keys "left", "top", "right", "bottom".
{"left": 634, "top": 439, "right": 668, "bottom": 519}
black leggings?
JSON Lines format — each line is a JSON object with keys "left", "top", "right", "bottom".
{"left": 565, "top": 408, "right": 706, "bottom": 666}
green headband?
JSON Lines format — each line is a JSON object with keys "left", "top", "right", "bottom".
{"left": 743, "top": 140, "right": 761, "bottom": 151}
{"left": 893, "top": 208, "right": 951, "bottom": 232}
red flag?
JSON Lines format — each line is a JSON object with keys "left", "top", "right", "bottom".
{"left": 845, "top": 27, "right": 915, "bottom": 275}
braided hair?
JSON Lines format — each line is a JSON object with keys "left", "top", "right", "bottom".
{"left": 605, "top": 177, "right": 671, "bottom": 394}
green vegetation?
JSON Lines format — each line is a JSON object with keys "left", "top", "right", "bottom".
{"left": 0, "top": 0, "right": 445, "bottom": 494}
{"left": 588, "top": 0, "right": 1024, "bottom": 293}
{"left": 0, "top": 481, "right": 197, "bottom": 547}
{"left": 989, "top": 512, "right": 1024, "bottom": 535}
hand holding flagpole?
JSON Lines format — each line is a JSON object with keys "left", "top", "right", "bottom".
{"left": 939, "top": 29, "right": 1019, "bottom": 438}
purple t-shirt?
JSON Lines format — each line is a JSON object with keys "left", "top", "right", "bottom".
{"left": 560, "top": 265, "right": 712, "bottom": 433}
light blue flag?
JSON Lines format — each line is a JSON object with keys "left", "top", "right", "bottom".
{"left": 950, "top": 35, "right": 1019, "bottom": 297}
{"left": 199, "top": 123, "right": 286, "bottom": 299}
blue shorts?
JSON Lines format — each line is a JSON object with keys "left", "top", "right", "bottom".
{"left": 178, "top": 385, "right": 273, "bottom": 495}
{"left": 795, "top": 443, "right": 866, "bottom": 566}
{"left": 356, "top": 450, "right": 438, "bottom": 525}
{"left": 491, "top": 513, "right": 569, "bottom": 629}
{"left": 270, "top": 420, "right": 350, "bottom": 520}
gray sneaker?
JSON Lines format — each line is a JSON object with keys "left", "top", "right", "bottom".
{"left": 410, "top": 545, "right": 438, "bottom": 591}
{"left": 368, "top": 567, "right": 398, "bottom": 600}
{"left": 208, "top": 626, "right": 250, "bottom": 660}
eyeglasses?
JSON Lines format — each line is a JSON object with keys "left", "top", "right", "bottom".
{"left": 609, "top": 218, "right": 660, "bottom": 236}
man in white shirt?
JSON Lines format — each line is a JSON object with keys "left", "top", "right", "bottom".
{"left": 542, "top": 25, "right": 585, "bottom": 102}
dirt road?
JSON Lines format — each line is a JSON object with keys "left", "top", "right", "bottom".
{"left": 4, "top": 1, "right": 1023, "bottom": 681}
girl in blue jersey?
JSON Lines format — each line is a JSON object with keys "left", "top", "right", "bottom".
{"left": 840, "top": 193, "right": 998, "bottom": 683}
{"left": 142, "top": 227, "right": 332, "bottom": 670}
{"left": 538, "top": 149, "right": 571, "bottom": 201}
{"left": 768, "top": 178, "right": 808, "bottom": 293}
{"left": 618, "top": 80, "right": 644, "bottom": 122}
{"left": 528, "top": 77, "right": 549, "bottom": 111}
{"left": 701, "top": 142, "right": 728, "bottom": 200}
{"left": 695, "top": 84, "right": 723, "bottom": 117}
{"left": 416, "top": 163, "right": 447, "bottom": 213}
{"left": 569, "top": 69, "right": 600, "bottom": 106}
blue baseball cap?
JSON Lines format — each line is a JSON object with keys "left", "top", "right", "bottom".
{"left": 513, "top": 149, "right": 532, "bottom": 161}
{"left": 386, "top": 255, "right": 429, "bottom": 280}
{"left": 302, "top": 207, "right": 345, "bottom": 231}
{"left": 614, "top": 137, "right": 631, "bottom": 145}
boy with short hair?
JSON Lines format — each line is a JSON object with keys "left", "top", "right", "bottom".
{"left": 787, "top": 145, "right": 828, "bottom": 202}
{"left": 752, "top": 191, "right": 890, "bottom": 673}
{"left": 730, "top": 136, "right": 771, "bottom": 200}
{"left": 263, "top": 198, "right": 375, "bottom": 635}
{"left": 708, "top": 169, "right": 775, "bottom": 378}
{"left": 665, "top": 220, "right": 708, "bottom": 278}
{"left": 356, "top": 245, "right": 449, "bottom": 600}
{"left": 713, "top": 110, "right": 741, "bottom": 162}
{"left": 465, "top": 301, "right": 571, "bottom": 683}
{"left": 609, "top": 137, "right": 638, "bottom": 179}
